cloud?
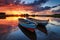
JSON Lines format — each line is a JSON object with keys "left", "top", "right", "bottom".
{"left": 0, "top": 0, "right": 48, "bottom": 7}
{"left": 51, "top": 4, "right": 60, "bottom": 11}
{"left": 0, "top": 0, "right": 15, "bottom": 5}
{"left": 32, "top": 6, "right": 51, "bottom": 12}
{"left": 53, "top": 9, "right": 60, "bottom": 12}
{"left": 15, "top": 0, "right": 48, "bottom": 6}
{"left": 51, "top": 4, "right": 60, "bottom": 8}
{"left": 52, "top": 9, "right": 60, "bottom": 14}
{"left": 31, "top": 4, "right": 60, "bottom": 12}
{"left": 25, "top": 0, "right": 48, "bottom": 6}
{"left": 51, "top": 4, "right": 60, "bottom": 14}
{"left": 20, "top": 0, "right": 49, "bottom": 12}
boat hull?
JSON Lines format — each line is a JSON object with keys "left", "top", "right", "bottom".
{"left": 37, "top": 23, "right": 48, "bottom": 34}
{"left": 18, "top": 24, "right": 36, "bottom": 40}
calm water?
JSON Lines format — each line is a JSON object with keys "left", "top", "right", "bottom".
{"left": 0, "top": 17, "right": 60, "bottom": 40}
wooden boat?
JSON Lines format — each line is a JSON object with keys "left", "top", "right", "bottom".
{"left": 18, "top": 18, "right": 36, "bottom": 40}
{"left": 27, "top": 18, "right": 48, "bottom": 34}
{"left": 18, "top": 18, "right": 48, "bottom": 40}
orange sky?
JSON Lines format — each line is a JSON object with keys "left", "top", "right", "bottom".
{"left": 0, "top": 5, "right": 53, "bottom": 15}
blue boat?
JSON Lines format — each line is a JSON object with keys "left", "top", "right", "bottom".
{"left": 18, "top": 18, "right": 37, "bottom": 28}
{"left": 18, "top": 18, "right": 48, "bottom": 40}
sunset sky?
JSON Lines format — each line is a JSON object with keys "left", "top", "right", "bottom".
{"left": 0, "top": 0, "right": 60, "bottom": 15}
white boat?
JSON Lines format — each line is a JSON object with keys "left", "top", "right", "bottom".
{"left": 27, "top": 18, "right": 49, "bottom": 26}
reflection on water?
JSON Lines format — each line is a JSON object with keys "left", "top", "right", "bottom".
{"left": 0, "top": 17, "right": 20, "bottom": 26}
{"left": 0, "top": 17, "right": 60, "bottom": 40}
{"left": 29, "top": 16, "right": 52, "bottom": 20}
{"left": 0, "top": 17, "right": 53, "bottom": 26}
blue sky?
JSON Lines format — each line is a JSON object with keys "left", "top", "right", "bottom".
{"left": 0, "top": 0, "right": 60, "bottom": 7}
{"left": 21, "top": 0, "right": 35, "bottom": 4}
{"left": 42, "top": 0, "right": 60, "bottom": 7}
{"left": 21, "top": 0, "right": 60, "bottom": 7}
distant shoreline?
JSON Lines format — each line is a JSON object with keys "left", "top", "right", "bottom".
{"left": 0, "top": 13, "right": 60, "bottom": 19}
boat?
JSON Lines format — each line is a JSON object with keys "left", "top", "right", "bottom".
{"left": 27, "top": 18, "right": 49, "bottom": 26}
{"left": 27, "top": 18, "right": 48, "bottom": 34}
{"left": 18, "top": 18, "right": 36, "bottom": 40}
{"left": 18, "top": 18, "right": 48, "bottom": 40}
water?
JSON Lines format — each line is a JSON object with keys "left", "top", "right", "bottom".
{"left": 0, "top": 17, "right": 60, "bottom": 40}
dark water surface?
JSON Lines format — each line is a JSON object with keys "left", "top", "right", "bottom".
{"left": 0, "top": 17, "right": 60, "bottom": 40}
